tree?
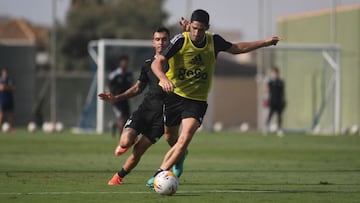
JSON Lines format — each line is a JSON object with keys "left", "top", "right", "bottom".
{"left": 58, "top": 0, "right": 167, "bottom": 71}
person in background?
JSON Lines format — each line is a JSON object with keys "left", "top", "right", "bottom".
{"left": 108, "top": 55, "right": 134, "bottom": 138}
{"left": 0, "top": 68, "right": 16, "bottom": 132}
{"left": 265, "top": 66, "right": 286, "bottom": 136}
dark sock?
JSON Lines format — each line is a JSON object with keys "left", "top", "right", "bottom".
{"left": 153, "top": 168, "right": 164, "bottom": 177}
{"left": 117, "top": 168, "right": 129, "bottom": 178}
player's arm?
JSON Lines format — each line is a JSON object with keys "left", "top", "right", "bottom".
{"left": 151, "top": 55, "right": 175, "bottom": 93}
{"left": 226, "top": 36, "right": 280, "bottom": 54}
{"left": 151, "top": 34, "right": 184, "bottom": 93}
{"left": 179, "top": 17, "right": 190, "bottom": 32}
{"left": 98, "top": 80, "right": 147, "bottom": 103}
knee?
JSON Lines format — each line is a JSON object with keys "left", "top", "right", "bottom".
{"left": 119, "top": 140, "right": 132, "bottom": 148}
{"left": 119, "top": 131, "right": 136, "bottom": 148}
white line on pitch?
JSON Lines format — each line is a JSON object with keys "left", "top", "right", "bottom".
{"left": 0, "top": 190, "right": 282, "bottom": 196}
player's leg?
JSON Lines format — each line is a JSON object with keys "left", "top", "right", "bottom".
{"left": 161, "top": 118, "right": 198, "bottom": 170}
{"left": 146, "top": 118, "right": 197, "bottom": 188}
{"left": 117, "top": 104, "right": 130, "bottom": 138}
{"left": 0, "top": 103, "right": 4, "bottom": 126}
{"left": 111, "top": 105, "right": 121, "bottom": 138}
{"left": 8, "top": 111, "right": 14, "bottom": 131}
{"left": 119, "top": 128, "right": 138, "bottom": 148}
{"left": 114, "top": 108, "right": 143, "bottom": 156}
{"left": 266, "top": 107, "right": 275, "bottom": 126}
{"left": 108, "top": 136, "right": 153, "bottom": 185}
{"left": 277, "top": 108, "right": 282, "bottom": 130}
{"left": 118, "top": 116, "right": 126, "bottom": 135}
{"left": 114, "top": 126, "right": 138, "bottom": 156}
{"left": 276, "top": 106, "right": 284, "bottom": 136}
{"left": 164, "top": 125, "right": 179, "bottom": 146}
{"left": 163, "top": 94, "right": 189, "bottom": 177}
{"left": 164, "top": 125, "right": 188, "bottom": 177}
{"left": 7, "top": 100, "right": 15, "bottom": 130}
{"left": 266, "top": 106, "right": 275, "bottom": 133}
{"left": 0, "top": 111, "right": 3, "bottom": 126}
{"left": 123, "top": 136, "right": 153, "bottom": 173}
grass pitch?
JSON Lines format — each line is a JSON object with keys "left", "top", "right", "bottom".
{"left": 0, "top": 130, "right": 359, "bottom": 203}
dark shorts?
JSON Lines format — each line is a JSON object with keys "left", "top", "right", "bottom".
{"left": 124, "top": 106, "right": 164, "bottom": 144}
{"left": 269, "top": 101, "right": 286, "bottom": 112}
{"left": 113, "top": 101, "right": 130, "bottom": 119}
{"left": 0, "top": 97, "right": 14, "bottom": 112}
{"left": 164, "top": 93, "right": 208, "bottom": 127}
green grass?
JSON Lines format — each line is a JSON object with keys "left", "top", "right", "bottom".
{"left": 0, "top": 130, "right": 359, "bottom": 203}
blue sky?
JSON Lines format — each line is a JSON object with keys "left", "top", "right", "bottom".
{"left": 0, "top": 0, "right": 358, "bottom": 40}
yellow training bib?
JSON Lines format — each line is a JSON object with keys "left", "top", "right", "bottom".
{"left": 167, "top": 32, "right": 216, "bottom": 101}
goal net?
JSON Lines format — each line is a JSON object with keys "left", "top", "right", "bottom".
{"left": 257, "top": 44, "right": 341, "bottom": 134}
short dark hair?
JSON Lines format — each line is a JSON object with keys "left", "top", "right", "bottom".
{"left": 153, "top": 27, "right": 170, "bottom": 38}
{"left": 271, "top": 66, "right": 279, "bottom": 74}
{"left": 191, "top": 9, "right": 210, "bottom": 26}
{"left": 118, "top": 55, "right": 129, "bottom": 62}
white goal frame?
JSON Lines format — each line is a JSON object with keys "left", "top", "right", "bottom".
{"left": 88, "top": 41, "right": 342, "bottom": 134}
{"left": 258, "top": 43, "right": 342, "bottom": 134}
{"left": 88, "top": 39, "right": 152, "bottom": 134}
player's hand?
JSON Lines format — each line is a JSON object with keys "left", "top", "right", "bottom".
{"left": 265, "top": 36, "right": 280, "bottom": 46}
{"left": 179, "top": 17, "right": 190, "bottom": 32}
{"left": 98, "top": 92, "right": 115, "bottom": 103}
{"left": 160, "top": 78, "right": 175, "bottom": 93}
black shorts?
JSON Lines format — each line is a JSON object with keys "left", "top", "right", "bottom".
{"left": 0, "top": 101, "right": 14, "bottom": 112}
{"left": 124, "top": 106, "right": 164, "bottom": 144}
{"left": 269, "top": 101, "right": 286, "bottom": 112}
{"left": 164, "top": 93, "right": 208, "bottom": 127}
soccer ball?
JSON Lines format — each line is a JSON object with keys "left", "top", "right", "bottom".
{"left": 154, "top": 171, "right": 179, "bottom": 196}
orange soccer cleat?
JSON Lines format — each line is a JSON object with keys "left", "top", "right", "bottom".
{"left": 107, "top": 173, "right": 123, "bottom": 185}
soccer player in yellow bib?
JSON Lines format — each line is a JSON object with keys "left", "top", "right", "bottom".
{"left": 147, "top": 9, "right": 280, "bottom": 187}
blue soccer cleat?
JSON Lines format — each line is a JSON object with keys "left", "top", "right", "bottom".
{"left": 145, "top": 177, "right": 155, "bottom": 189}
{"left": 172, "top": 149, "right": 188, "bottom": 178}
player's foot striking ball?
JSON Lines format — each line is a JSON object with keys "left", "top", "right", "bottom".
{"left": 145, "top": 176, "right": 155, "bottom": 188}
{"left": 172, "top": 149, "right": 188, "bottom": 177}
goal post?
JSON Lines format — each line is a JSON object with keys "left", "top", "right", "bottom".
{"left": 86, "top": 40, "right": 342, "bottom": 135}
{"left": 87, "top": 39, "right": 153, "bottom": 134}
{"left": 258, "top": 43, "right": 342, "bottom": 134}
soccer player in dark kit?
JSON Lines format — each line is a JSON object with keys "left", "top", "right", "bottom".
{"left": 99, "top": 27, "right": 175, "bottom": 185}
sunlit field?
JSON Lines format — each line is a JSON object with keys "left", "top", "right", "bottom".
{"left": 1, "top": 130, "right": 359, "bottom": 203}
